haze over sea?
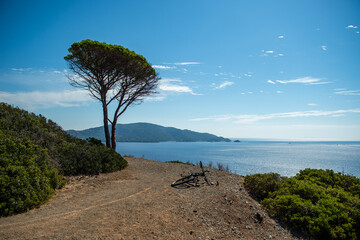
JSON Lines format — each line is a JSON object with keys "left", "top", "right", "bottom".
{"left": 116, "top": 141, "right": 360, "bottom": 178}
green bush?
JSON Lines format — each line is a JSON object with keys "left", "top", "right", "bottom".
{"left": 244, "top": 172, "right": 283, "bottom": 201}
{"left": 0, "top": 102, "right": 128, "bottom": 176}
{"left": 245, "top": 169, "right": 360, "bottom": 239}
{"left": 58, "top": 141, "right": 127, "bottom": 175}
{"left": 0, "top": 131, "right": 65, "bottom": 216}
{"left": 0, "top": 102, "right": 128, "bottom": 216}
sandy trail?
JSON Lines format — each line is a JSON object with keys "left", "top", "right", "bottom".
{"left": 0, "top": 157, "right": 300, "bottom": 239}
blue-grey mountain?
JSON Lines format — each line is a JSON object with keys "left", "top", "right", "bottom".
{"left": 67, "top": 123, "right": 231, "bottom": 142}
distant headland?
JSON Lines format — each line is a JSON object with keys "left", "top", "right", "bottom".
{"left": 67, "top": 122, "right": 231, "bottom": 143}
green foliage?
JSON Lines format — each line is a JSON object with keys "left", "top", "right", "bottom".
{"left": 58, "top": 141, "right": 127, "bottom": 175}
{"left": 165, "top": 160, "right": 193, "bottom": 165}
{"left": 245, "top": 169, "right": 360, "bottom": 239}
{"left": 86, "top": 137, "right": 103, "bottom": 146}
{"left": 244, "top": 173, "right": 283, "bottom": 201}
{"left": 0, "top": 102, "right": 128, "bottom": 176}
{"left": 0, "top": 102, "right": 128, "bottom": 216}
{"left": 64, "top": 39, "right": 156, "bottom": 78}
{"left": 0, "top": 131, "right": 65, "bottom": 216}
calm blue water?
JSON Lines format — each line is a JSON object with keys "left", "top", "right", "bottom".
{"left": 116, "top": 141, "right": 360, "bottom": 178}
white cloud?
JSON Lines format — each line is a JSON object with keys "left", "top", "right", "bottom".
{"left": 0, "top": 90, "right": 91, "bottom": 110}
{"left": 158, "top": 79, "right": 199, "bottom": 95}
{"left": 267, "top": 80, "right": 276, "bottom": 84}
{"left": 190, "top": 109, "right": 360, "bottom": 123}
{"left": 143, "top": 95, "right": 166, "bottom": 101}
{"left": 346, "top": 25, "right": 358, "bottom": 29}
{"left": 331, "top": 114, "right": 345, "bottom": 117}
{"left": 277, "top": 53, "right": 284, "bottom": 57}
{"left": 278, "top": 35, "right": 284, "bottom": 39}
{"left": 276, "top": 91, "right": 283, "bottom": 94}
{"left": 174, "top": 62, "right": 201, "bottom": 65}
{"left": 265, "top": 50, "right": 274, "bottom": 54}
{"left": 308, "top": 103, "right": 317, "bottom": 106}
{"left": 334, "top": 89, "right": 360, "bottom": 96}
{"left": 53, "top": 70, "right": 62, "bottom": 74}
{"left": 10, "top": 68, "right": 32, "bottom": 72}
{"left": 152, "top": 65, "right": 175, "bottom": 70}
{"left": 214, "top": 81, "right": 234, "bottom": 89}
{"left": 276, "top": 76, "right": 330, "bottom": 85}
{"left": 321, "top": 45, "right": 327, "bottom": 51}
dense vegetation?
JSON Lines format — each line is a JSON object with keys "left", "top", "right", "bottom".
{"left": 67, "top": 122, "right": 231, "bottom": 142}
{"left": 0, "top": 103, "right": 128, "bottom": 216}
{"left": 245, "top": 169, "right": 360, "bottom": 239}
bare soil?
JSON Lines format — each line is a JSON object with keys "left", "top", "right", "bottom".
{"left": 0, "top": 157, "right": 301, "bottom": 239}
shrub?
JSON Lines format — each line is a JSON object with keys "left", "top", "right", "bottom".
{"left": 245, "top": 169, "right": 360, "bottom": 239}
{"left": 86, "top": 137, "right": 103, "bottom": 146}
{"left": 244, "top": 173, "right": 283, "bottom": 201}
{"left": 0, "top": 102, "right": 128, "bottom": 216}
{"left": 0, "top": 131, "right": 65, "bottom": 216}
{"left": 0, "top": 103, "right": 128, "bottom": 176}
{"left": 165, "top": 160, "right": 193, "bottom": 165}
{"left": 58, "top": 140, "right": 127, "bottom": 176}
{"left": 216, "top": 162, "right": 230, "bottom": 172}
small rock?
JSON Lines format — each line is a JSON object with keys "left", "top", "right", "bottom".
{"left": 255, "top": 213, "right": 263, "bottom": 223}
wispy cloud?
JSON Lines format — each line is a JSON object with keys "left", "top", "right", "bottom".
{"left": 261, "top": 50, "right": 284, "bottom": 57}
{"left": 346, "top": 25, "right": 358, "bottom": 29}
{"left": 278, "top": 35, "right": 284, "bottom": 39}
{"left": 276, "top": 76, "right": 330, "bottom": 85}
{"left": 308, "top": 103, "right": 317, "bottom": 106}
{"left": 267, "top": 80, "right": 276, "bottom": 84}
{"left": 321, "top": 45, "right": 327, "bottom": 51}
{"left": 174, "top": 62, "right": 201, "bottom": 66}
{"left": 143, "top": 95, "right": 166, "bottom": 101}
{"left": 334, "top": 89, "right": 360, "bottom": 96}
{"left": 190, "top": 109, "right": 360, "bottom": 123}
{"left": 158, "top": 79, "right": 200, "bottom": 95}
{"left": 214, "top": 81, "right": 234, "bottom": 90}
{"left": 10, "top": 68, "right": 32, "bottom": 72}
{"left": 261, "top": 50, "right": 275, "bottom": 56}
{"left": 0, "top": 90, "right": 91, "bottom": 110}
{"left": 152, "top": 65, "right": 176, "bottom": 70}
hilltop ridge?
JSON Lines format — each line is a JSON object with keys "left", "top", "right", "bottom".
{"left": 67, "top": 122, "right": 231, "bottom": 142}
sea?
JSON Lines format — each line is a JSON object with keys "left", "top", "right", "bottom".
{"left": 115, "top": 141, "right": 360, "bottom": 178}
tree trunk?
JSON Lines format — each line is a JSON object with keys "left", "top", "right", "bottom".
{"left": 102, "top": 100, "right": 111, "bottom": 148}
{"left": 111, "top": 117, "right": 118, "bottom": 150}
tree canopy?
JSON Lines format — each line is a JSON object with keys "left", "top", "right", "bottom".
{"left": 64, "top": 39, "right": 159, "bottom": 149}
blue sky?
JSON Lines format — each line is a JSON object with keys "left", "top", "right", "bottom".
{"left": 1, "top": 0, "right": 360, "bottom": 140}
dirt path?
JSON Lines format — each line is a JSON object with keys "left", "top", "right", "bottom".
{"left": 0, "top": 157, "right": 300, "bottom": 239}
